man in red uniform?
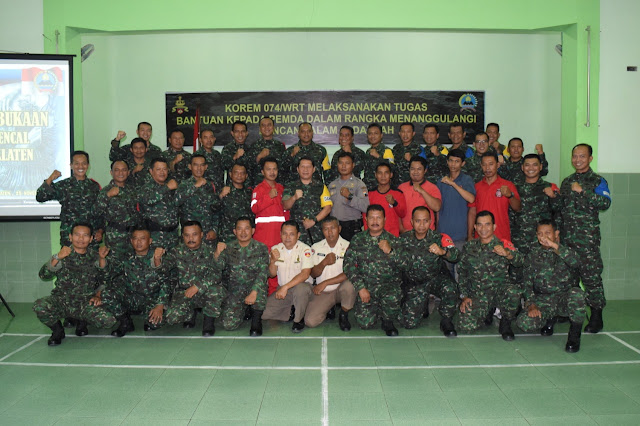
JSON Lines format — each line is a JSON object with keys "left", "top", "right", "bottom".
{"left": 398, "top": 156, "right": 442, "bottom": 232}
{"left": 251, "top": 157, "right": 286, "bottom": 295}
{"left": 364, "top": 163, "right": 406, "bottom": 236}
{"left": 468, "top": 153, "right": 521, "bottom": 241}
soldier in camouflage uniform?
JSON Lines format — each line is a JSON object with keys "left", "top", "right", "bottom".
{"left": 343, "top": 204, "right": 402, "bottom": 336}
{"left": 462, "top": 132, "right": 491, "bottom": 183}
{"left": 324, "top": 125, "right": 366, "bottom": 183}
{"left": 215, "top": 217, "right": 269, "bottom": 335}
{"left": 456, "top": 211, "right": 523, "bottom": 340}
{"left": 109, "top": 122, "right": 162, "bottom": 163}
{"left": 175, "top": 154, "right": 221, "bottom": 245}
{"left": 93, "top": 160, "right": 142, "bottom": 260}
{"left": 362, "top": 123, "right": 396, "bottom": 190}
{"left": 162, "top": 129, "right": 192, "bottom": 183}
{"left": 392, "top": 122, "right": 427, "bottom": 184}
{"left": 447, "top": 124, "right": 474, "bottom": 159}
{"left": 245, "top": 117, "right": 286, "bottom": 187}
{"left": 137, "top": 158, "right": 179, "bottom": 250}
{"left": 221, "top": 121, "right": 253, "bottom": 185}
{"left": 282, "top": 122, "right": 330, "bottom": 183}
{"left": 33, "top": 223, "right": 117, "bottom": 345}
{"left": 515, "top": 220, "right": 585, "bottom": 352}
{"left": 126, "top": 138, "right": 153, "bottom": 189}
{"left": 559, "top": 143, "right": 611, "bottom": 333}
{"left": 36, "top": 150, "right": 102, "bottom": 248}
{"left": 486, "top": 123, "right": 507, "bottom": 157}
{"left": 218, "top": 163, "right": 254, "bottom": 243}
{"left": 194, "top": 128, "right": 224, "bottom": 191}
{"left": 159, "top": 221, "right": 227, "bottom": 336}
{"left": 422, "top": 124, "right": 449, "bottom": 183}
{"left": 282, "top": 157, "right": 333, "bottom": 245}
{"left": 498, "top": 138, "right": 549, "bottom": 184}
{"left": 101, "top": 226, "right": 172, "bottom": 337}
{"left": 395, "top": 207, "right": 460, "bottom": 335}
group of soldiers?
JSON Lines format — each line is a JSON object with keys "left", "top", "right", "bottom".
{"left": 33, "top": 118, "right": 611, "bottom": 354}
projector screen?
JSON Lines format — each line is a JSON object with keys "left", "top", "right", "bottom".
{"left": 0, "top": 54, "right": 74, "bottom": 221}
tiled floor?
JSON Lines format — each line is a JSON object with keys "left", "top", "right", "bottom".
{"left": 1, "top": 301, "right": 640, "bottom": 425}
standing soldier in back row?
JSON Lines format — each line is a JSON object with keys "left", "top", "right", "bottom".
{"left": 246, "top": 117, "right": 286, "bottom": 187}
{"left": 324, "top": 125, "right": 366, "bottom": 183}
{"left": 282, "top": 122, "right": 330, "bottom": 183}
{"left": 194, "top": 128, "right": 224, "bottom": 191}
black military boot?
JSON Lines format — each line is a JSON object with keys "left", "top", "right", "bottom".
{"left": 63, "top": 317, "right": 76, "bottom": 328}
{"left": 584, "top": 308, "right": 603, "bottom": 333}
{"left": 423, "top": 309, "right": 430, "bottom": 319}
{"left": 440, "top": 317, "right": 457, "bottom": 338}
{"left": 243, "top": 305, "right": 252, "bottom": 321}
{"left": 111, "top": 315, "right": 132, "bottom": 337}
{"left": 75, "top": 320, "right": 89, "bottom": 337}
{"left": 565, "top": 321, "right": 583, "bottom": 353}
{"left": 202, "top": 315, "right": 216, "bottom": 337}
{"left": 381, "top": 320, "right": 399, "bottom": 336}
{"left": 250, "top": 309, "right": 263, "bottom": 337}
{"left": 48, "top": 321, "right": 66, "bottom": 346}
{"left": 338, "top": 309, "right": 351, "bottom": 331}
{"left": 183, "top": 310, "right": 198, "bottom": 329}
{"left": 484, "top": 308, "right": 495, "bottom": 326}
{"left": 499, "top": 318, "right": 515, "bottom": 341}
{"left": 291, "top": 320, "right": 305, "bottom": 333}
{"left": 288, "top": 306, "right": 295, "bottom": 322}
{"left": 326, "top": 306, "right": 336, "bottom": 320}
{"left": 540, "top": 317, "right": 557, "bottom": 336}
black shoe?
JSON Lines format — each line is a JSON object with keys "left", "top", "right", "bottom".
{"left": 288, "top": 306, "right": 295, "bottom": 322}
{"left": 111, "top": 316, "right": 132, "bottom": 338}
{"left": 484, "top": 308, "right": 495, "bottom": 326}
{"left": 183, "top": 310, "right": 198, "bottom": 329}
{"left": 202, "top": 315, "right": 216, "bottom": 337}
{"left": 338, "top": 310, "right": 351, "bottom": 331}
{"left": 566, "top": 321, "right": 583, "bottom": 353}
{"left": 143, "top": 322, "right": 151, "bottom": 332}
{"left": 540, "top": 317, "right": 556, "bottom": 336}
{"left": 63, "top": 317, "right": 77, "bottom": 328}
{"left": 250, "top": 309, "right": 263, "bottom": 337}
{"left": 75, "top": 320, "right": 89, "bottom": 337}
{"left": 291, "top": 321, "right": 305, "bottom": 333}
{"left": 381, "top": 320, "right": 399, "bottom": 337}
{"left": 440, "top": 317, "right": 457, "bottom": 338}
{"left": 499, "top": 318, "right": 515, "bottom": 341}
{"left": 326, "top": 306, "right": 336, "bottom": 320}
{"left": 47, "top": 321, "right": 65, "bottom": 346}
{"left": 423, "top": 309, "right": 430, "bottom": 319}
{"left": 584, "top": 308, "right": 603, "bottom": 333}
{"left": 243, "top": 305, "right": 252, "bottom": 321}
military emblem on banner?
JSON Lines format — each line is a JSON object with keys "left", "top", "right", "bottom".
{"left": 172, "top": 96, "right": 189, "bottom": 114}
{"left": 459, "top": 93, "right": 478, "bottom": 112}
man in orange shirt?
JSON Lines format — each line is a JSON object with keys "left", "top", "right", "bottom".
{"left": 398, "top": 156, "right": 442, "bottom": 233}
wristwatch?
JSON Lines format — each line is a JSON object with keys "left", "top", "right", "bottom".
{"left": 52, "top": 253, "right": 59, "bottom": 260}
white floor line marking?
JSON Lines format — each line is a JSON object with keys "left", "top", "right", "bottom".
{"left": 608, "top": 331, "right": 640, "bottom": 334}
{"left": 0, "top": 336, "right": 45, "bottom": 362}
{"left": 2, "top": 359, "right": 640, "bottom": 370}
{"left": 605, "top": 332, "right": 640, "bottom": 355}
{"left": 321, "top": 337, "right": 329, "bottom": 426}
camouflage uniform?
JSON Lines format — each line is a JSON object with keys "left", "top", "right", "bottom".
{"left": 126, "top": 158, "right": 152, "bottom": 189}
{"left": 498, "top": 154, "right": 549, "bottom": 184}
{"left": 461, "top": 154, "right": 485, "bottom": 183}
{"left": 392, "top": 140, "right": 426, "bottom": 184}
{"left": 283, "top": 179, "right": 332, "bottom": 245}
{"left": 162, "top": 243, "right": 227, "bottom": 323}
{"left": 424, "top": 144, "right": 449, "bottom": 183}
{"left": 218, "top": 239, "right": 269, "bottom": 330}
{"left": 194, "top": 147, "right": 224, "bottom": 191}
{"left": 343, "top": 230, "right": 402, "bottom": 329}
{"left": 455, "top": 235, "right": 523, "bottom": 332}
{"left": 221, "top": 141, "right": 253, "bottom": 183}
{"left": 395, "top": 230, "right": 460, "bottom": 329}
{"left": 516, "top": 244, "right": 585, "bottom": 331}
{"left": 245, "top": 138, "right": 286, "bottom": 187}
{"left": 559, "top": 169, "right": 611, "bottom": 309}
{"left": 101, "top": 251, "right": 171, "bottom": 325}
{"left": 137, "top": 180, "right": 179, "bottom": 250}
{"left": 175, "top": 176, "right": 221, "bottom": 240}
{"left": 33, "top": 251, "right": 116, "bottom": 329}
{"left": 162, "top": 148, "right": 192, "bottom": 183}
{"left": 36, "top": 176, "right": 101, "bottom": 247}
{"left": 324, "top": 144, "right": 367, "bottom": 183}
{"left": 282, "top": 140, "right": 330, "bottom": 183}
{"left": 218, "top": 185, "right": 254, "bottom": 243}
{"left": 510, "top": 179, "right": 560, "bottom": 254}
{"left": 363, "top": 144, "right": 396, "bottom": 190}
{"left": 93, "top": 181, "right": 141, "bottom": 260}
{"left": 109, "top": 139, "right": 162, "bottom": 163}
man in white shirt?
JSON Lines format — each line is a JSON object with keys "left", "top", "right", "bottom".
{"left": 306, "top": 217, "right": 356, "bottom": 331}
{"left": 262, "top": 220, "right": 314, "bottom": 332}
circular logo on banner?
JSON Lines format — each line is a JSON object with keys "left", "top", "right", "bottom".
{"left": 459, "top": 93, "right": 478, "bottom": 111}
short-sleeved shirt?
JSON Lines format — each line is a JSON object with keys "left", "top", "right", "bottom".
{"left": 436, "top": 172, "right": 476, "bottom": 242}
{"left": 470, "top": 176, "right": 520, "bottom": 241}
{"left": 270, "top": 241, "right": 314, "bottom": 286}
{"left": 328, "top": 175, "right": 370, "bottom": 221}
{"left": 311, "top": 237, "right": 350, "bottom": 292}
{"left": 398, "top": 180, "right": 442, "bottom": 231}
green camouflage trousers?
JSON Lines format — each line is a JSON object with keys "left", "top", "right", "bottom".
{"left": 455, "top": 285, "right": 521, "bottom": 332}
{"left": 568, "top": 243, "right": 605, "bottom": 309}
{"left": 164, "top": 284, "right": 227, "bottom": 324}
{"left": 354, "top": 282, "right": 401, "bottom": 329}
{"left": 220, "top": 287, "right": 267, "bottom": 331}
{"left": 101, "top": 288, "right": 164, "bottom": 326}
{"left": 33, "top": 295, "right": 117, "bottom": 329}
{"left": 401, "top": 272, "right": 458, "bottom": 329}
{"left": 516, "top": 287, "right": 586, "bottom": 331}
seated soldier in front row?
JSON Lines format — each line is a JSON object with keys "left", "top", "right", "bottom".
{"left": 34, "top": 222, "right": 117, "bottom": 346}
